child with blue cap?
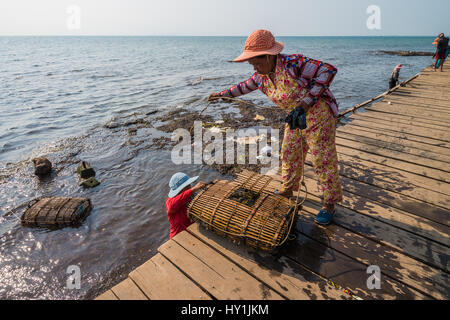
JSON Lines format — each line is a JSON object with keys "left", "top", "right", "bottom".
{"left": 165, "top": 172, "right": 206, "bottom": 239}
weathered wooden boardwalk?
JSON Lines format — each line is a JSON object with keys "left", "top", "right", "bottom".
{"left": 97, "top": 65, "right": 450, "bottom": 300}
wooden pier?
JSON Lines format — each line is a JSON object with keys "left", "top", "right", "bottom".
{"left": 97, "top": 65, "right": 450, "bottom": 300}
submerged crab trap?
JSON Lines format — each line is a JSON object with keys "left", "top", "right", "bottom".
{"left": 188, "top": 170, "right": 299, "bottom": 253}
{"left": 21, "top": 197, "right": 92, "bottom": 228}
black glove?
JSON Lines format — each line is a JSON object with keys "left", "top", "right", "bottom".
{"left": 285, "top": 106, "right": 307, "bottom": 130}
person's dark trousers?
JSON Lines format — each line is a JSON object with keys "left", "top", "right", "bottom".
{"left": 389, "top": 79, "right": 397, "bottom": 89}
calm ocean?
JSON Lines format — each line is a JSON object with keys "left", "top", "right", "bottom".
{"left": 0, "top": 36, "right": 436, "bottom": 299}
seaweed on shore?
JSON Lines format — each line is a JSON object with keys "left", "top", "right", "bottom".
{"left": 104, "top": 116, "right": 154, "bottom": 130}
{"left": 155, "top": 108, "right": 214, "bottom": 134}
{"left": 152, "top": 137, "right": 174, "bottom": 149}
{"left": 102, "top": 101, "right": 287, "bottom": 177}
{"left": 152, "top": 102, "right": 287, "bottom": 177}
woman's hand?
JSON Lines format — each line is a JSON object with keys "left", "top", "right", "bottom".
{"left": 208, "top": 92, "right": 221, "bottom": 102}
{"left": 191, "top": 181, "right": 206, "bottom": 192}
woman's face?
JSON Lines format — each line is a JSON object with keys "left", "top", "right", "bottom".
{"left": 248, "top": 55, "right": 275, "bottom": 75}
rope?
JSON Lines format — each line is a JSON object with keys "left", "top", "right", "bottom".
{"left": 217, "top": 96, "right": 279, "bottom": 110}
{"left": 188, "top": 96, "right": 278, "bottom": 135}
{"left": 337, "top": 73, "right": 420, "bottom": 119}
{"left": 278, "top": 129, "right": 307, "bottom": 247}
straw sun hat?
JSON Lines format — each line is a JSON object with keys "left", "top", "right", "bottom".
{"left": 233, "top": 29, "right": 284, "bottom": 63}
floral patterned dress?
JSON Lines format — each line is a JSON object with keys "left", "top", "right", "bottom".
{"left": 263, "top": 56, "right": 343, "bottom": 205}
{"left": 219, "top": 54, "right": 343, "bottom": 205}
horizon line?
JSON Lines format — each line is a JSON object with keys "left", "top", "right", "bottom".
{"left": 0, "top": 34, "right": 438, "bottom": 37}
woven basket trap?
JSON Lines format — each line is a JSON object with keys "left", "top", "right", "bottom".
{"left": 21, "top": 197, "right": 92, "bottom": 228}
{"left": 188, "top": 170, "right": 298, "bottom": 252}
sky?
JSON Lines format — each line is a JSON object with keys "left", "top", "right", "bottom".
{"left": 0, "top": 0, "right": 449, "bottom": 36}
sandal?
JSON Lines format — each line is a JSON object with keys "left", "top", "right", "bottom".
{"left": 315, "top": 209, "right": 335, "bottom": 226}
{"left": 274, "top": 189, "right": 293, "bottom": 198}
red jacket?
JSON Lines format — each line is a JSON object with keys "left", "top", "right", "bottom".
{"left": 165, "top": 189, "right": 193, "bottom": 239}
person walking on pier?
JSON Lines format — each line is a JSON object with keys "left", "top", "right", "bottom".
{"left": 389, "top": 64, "right": 403, "bottom": 89}
{"left": 434, "top": 33, "right": 449, "bottom": 72}
{"left": 209, "top": 29, "right": 343, "bottom": 226}
{"left": 166, "top": 172, "right": 206, "bottom": 239}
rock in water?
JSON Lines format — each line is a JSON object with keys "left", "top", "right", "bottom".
{"left": 32, "top": 157, "right": 52, "bottom": 177}
{"left": 378, "top": 50, "right": 434, "bottom": 56}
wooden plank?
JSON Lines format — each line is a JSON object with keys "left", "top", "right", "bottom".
{"left": 389, "top": 92, "right": 450, "bottom": 105}
{"left": 186, "top": 223, "right": 351, "bottom": 300}
{"left": 333, "top": 150, "right": 450, "bottom": 196}
{"left": 408, "top": 80, "right": 450, "bottom": 88}
{"left": 129, "top": 253, "right": 210, "bottom": 300}
{"left": 399, "top": 82, "right": 450, "bottom": 92}
{"left": 391, "top": 92, "right": 450, "bottom": 103}
{"left": 360, "top": 104, "right": 450, "bottom": 128}
{"left": 353, "top": 111, "right": 450, "bottom": 132}
{"left": 305, "top": 154, "right": 450, "bottom": 209}
{"left": 159, "top": 233, "right": 284, "bottom": 300}
{"left": 267, "top": 173, "right": 450, "bottom": 267}
{"left": 402, "top": 79, "right": 450, "bottom": 88}
{"left": 380, "top": 99, "right": 450, "bottom": 115}
{"left": 395, "top": 88, "right": 450, "bottom": 100}
{"left": 347, "top": 118, "right": 450, "bottom": 142}
{"left": 338, "top": 123, "right": 450, "bottom": 162}
{"left": 110, "top": 278, "right": 148, "bottom": 300}
{"left": 298, "top": 200, "right": 450, "bottom": 300}
{"left": 336, "top": 143, "right": 450, "bottom": 184}
{"left": 387, "top": 93, "right": 450, "bottom": 105}
{"left": 338, "top": 121, "right": 450, "bottom": 154}
{"left": 353, "top": 108, "right": 449, "bottom": 130}
{"left": 308, "top": 167, "right": 450, "bottom": 226}
{"left": 302, "top": 184, "right": 448, "bottom": 273}
{"left": 336, "top": 134, "right": 450, "bottom": 171}
{"left": 302, "top": 177, "right": 450, "bottom": 270}
{"left": 304, "top": 163, "right": 450, "bottom": 245}
{"left": 95, "top": 290, "right": 118, "bottom": 300}
{"left": 369, "top": 102, "right": 450, "bottom": 123}
{"left": 283, "top": 218, "right": 428, "bottom": 300}
{"left": 399, "top": 88, "right": 450, "bottom": 96}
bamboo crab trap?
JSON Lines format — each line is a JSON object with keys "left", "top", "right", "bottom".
{"left": 21, "top": 197, "right": 92, "bottom": 228}
{"left": 188, "top": 170, "right": 299, "bottom": 253}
